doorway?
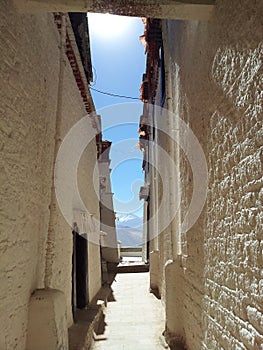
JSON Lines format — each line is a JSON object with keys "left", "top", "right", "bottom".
{"left": 72, "top": 224, "right": 89, "bottom": 320}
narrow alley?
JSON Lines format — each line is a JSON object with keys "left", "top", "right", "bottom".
{"left": 1, "top": 1, "right": 262, "bottom": 350}
{"left": 90, "top": 272, "right": 168, "bottom": 350}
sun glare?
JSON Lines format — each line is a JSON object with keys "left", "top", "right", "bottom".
{"left": 88, "top": 13, "right": 132, "bottom": 38}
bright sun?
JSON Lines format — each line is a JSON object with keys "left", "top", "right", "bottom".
{"left": 87, "top": 13, "right": 132, "bottom": 38}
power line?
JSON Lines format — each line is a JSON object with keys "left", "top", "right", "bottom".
{"left": 89, "top": 86, "right": 141, "bottom": 100}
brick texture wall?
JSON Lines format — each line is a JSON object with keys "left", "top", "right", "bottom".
{"left": 204, "top": 41, "right": 263, "bottom": 349}
{"left": 160, "top": 0, "right": 263, "bottom": 349}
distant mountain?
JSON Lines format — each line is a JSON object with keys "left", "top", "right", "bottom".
{"left": 116, "top": 214, "right": 143, "bottom": 247}
{"left": 116, "top": 214, "right": 143, "bottom": 230}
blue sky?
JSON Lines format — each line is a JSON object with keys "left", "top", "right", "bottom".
{"left": 87, "top": 13, "right": 146, "bottom": 217}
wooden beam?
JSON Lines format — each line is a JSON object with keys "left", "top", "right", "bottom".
{"left": 14, "top": 0, "right": 215, "bottom": 20}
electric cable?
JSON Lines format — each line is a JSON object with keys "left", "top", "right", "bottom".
{"left": 89, "top": 86, "right": 141, "bottom": 100}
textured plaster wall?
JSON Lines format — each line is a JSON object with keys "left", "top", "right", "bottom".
{"left": 154, "top": 114, "right": 174, "bottom": 304}
{"left": 46, "top": 57, "right": 101, "bottom": 324}
{"left": 99, "top": 160, "right": 119, "bottom": 263}
{"left": 78, "top": 138, "right": 101, "bottom": 302}
{"left": 0, "top": 1, "right": 101, "bottom": 348}
{"left": 161, "top": 0, "right": 263, "bottom": 349}
{"left": 0, "top": 2, "right": 59, "bottom": 348}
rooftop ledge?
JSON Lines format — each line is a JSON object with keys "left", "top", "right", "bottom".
{"left": 14, "top": 1, "right": 216, "bottom": 21}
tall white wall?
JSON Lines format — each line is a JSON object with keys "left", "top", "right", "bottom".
{"left": 0, "top": 2, "right": 101, "bottom": 348}
{"left": 154, "top": 1, "right": 263, "bottom": 348}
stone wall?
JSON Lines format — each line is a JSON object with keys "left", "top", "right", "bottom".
{"left": 159, "top": 0, "right": 263, "bottom": 349}
{"left": 0, "top": 1, "right": 101, "bottom": 348}
{"left": 204, "top": 29, "right": 263, "bottom": 349}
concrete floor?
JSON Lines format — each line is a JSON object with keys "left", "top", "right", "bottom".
{"left": 90, "top": 272, "right": 169, "bottom": 350}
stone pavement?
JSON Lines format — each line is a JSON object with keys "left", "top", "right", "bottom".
{"left": 90, "top": 272, "right": 169, "bottom": 350}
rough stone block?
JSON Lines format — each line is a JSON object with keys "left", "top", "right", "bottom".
{"left": 26, "top": 289, "right": 68, "bottom": 350}
{"left": 150, "top": 250, "right": 160, "bottom": 292}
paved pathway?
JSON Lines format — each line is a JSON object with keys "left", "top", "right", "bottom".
{"left": 90, "top": 272, "right": 168, "bottom": 350}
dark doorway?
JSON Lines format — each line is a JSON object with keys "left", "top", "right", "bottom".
{"left": 72, "top": 224, "right": 89, "bottom": 320}
{"left": 146, "top": 199, "right": 150, "bottom": 262}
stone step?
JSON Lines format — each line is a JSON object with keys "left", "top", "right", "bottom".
{"left": 115, "top": 262, "right": 149, "bottom": 273}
